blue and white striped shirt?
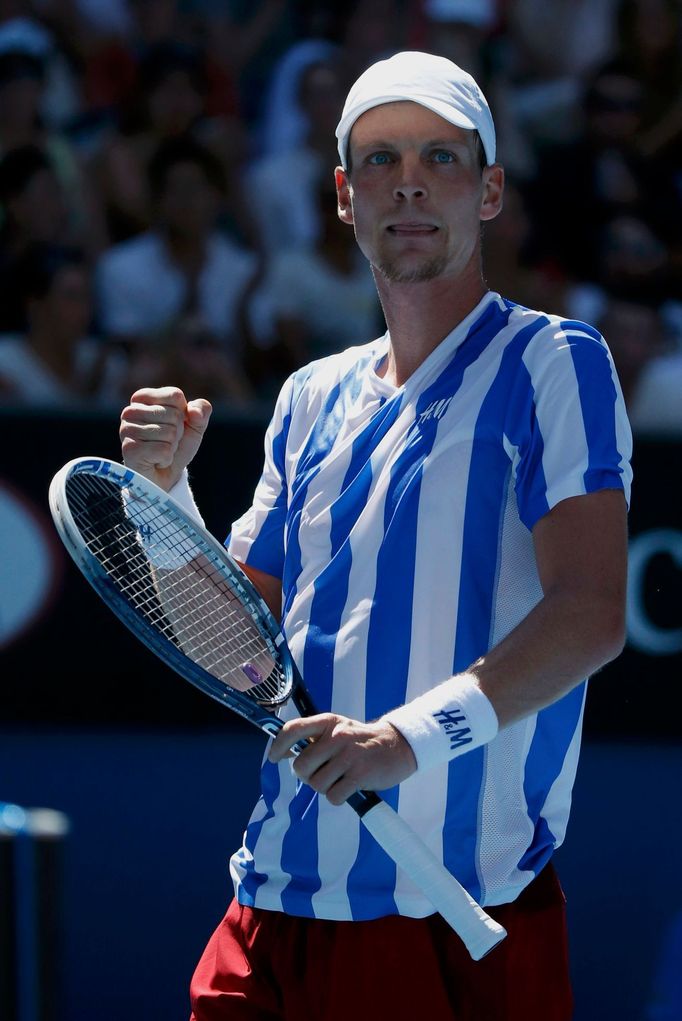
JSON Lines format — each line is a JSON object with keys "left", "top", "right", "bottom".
{"left": 227, "top": 292, "right": 632, "bottom": 918}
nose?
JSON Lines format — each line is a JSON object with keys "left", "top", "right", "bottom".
{"left": 393, "top": 182, "right": 427, "bottom": 201}
{"left": 393, "top": 156, "right": 427, "bottom": 201}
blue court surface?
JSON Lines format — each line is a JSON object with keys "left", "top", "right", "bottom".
{"left": 2, "top": 728, "right": 680, "bottom": 1021}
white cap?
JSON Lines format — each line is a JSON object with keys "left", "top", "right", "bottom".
{"left": 336, "top": 50, "right": 496, "bottom": 169}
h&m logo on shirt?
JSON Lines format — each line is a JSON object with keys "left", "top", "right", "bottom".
{"left": 417, "top": 397, "right": 453, "bottom": 426}
{"left": 433, "top": 707, "right": 473, "bottom": 751}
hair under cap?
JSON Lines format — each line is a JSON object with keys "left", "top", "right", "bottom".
{"left": 335, "top": 50, "right": 496, "bottom": 169}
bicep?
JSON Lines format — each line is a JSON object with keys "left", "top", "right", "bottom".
{"left": 532, "top": 489, "right": 628, "bottom": 609}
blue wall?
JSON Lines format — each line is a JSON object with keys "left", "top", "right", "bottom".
{"left": 3, "top": 728, "right": 680, "bottom": 1021}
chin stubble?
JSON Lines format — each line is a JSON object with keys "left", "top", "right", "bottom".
{"left": 375, "top": 254, "right": 449, "bottom": 284}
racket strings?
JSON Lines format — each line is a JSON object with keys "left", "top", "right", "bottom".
{"left": 65, "top": 475, "right": 288, "bottom": 705}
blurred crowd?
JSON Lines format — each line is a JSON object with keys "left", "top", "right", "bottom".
{"left": 0, "top": 0, "right": 680, "bottom": 433}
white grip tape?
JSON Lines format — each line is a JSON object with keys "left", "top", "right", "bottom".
{"left": 359, "top": 800, "right": 506, "bottom": 960}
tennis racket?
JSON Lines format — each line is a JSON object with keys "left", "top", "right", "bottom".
{"left": 48, "top": 455, "right": 506, "bottom": 960}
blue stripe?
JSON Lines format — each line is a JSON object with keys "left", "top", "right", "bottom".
{"left": 241, "top": 363, "right": 351, "bottom": 914}
{"left": 450, "top": 320, "right": 544, "bottom": 663}
{"left": 299, "top": 396, "right": 404, "bottom": 711}
{"left": 281, "top": 358, "right": 373, "bottom": 620}
{"left": 237, "top": 761, "right": 282, "bottom": 903}
{"left": 564, "top": 326, "right": 625, "bottom": 494}
{"left": 345, "top": 303, "right": 514, "bottom": 916}
{"left": 244, "top": 411, "right": 291, "bottom": 576}
{"left": 505, "top": 358, "right": 550, "bottom": 532}
{"left": 501, "top": 317, "right": 555, "bottom": 530}
{"left": 518, "top": 685, "right": 586, "bottom": 874}
{"left": 279, "top": 785, "right": 321, "bottom": 914}
{"left": 346, "top": 415, "right": 427, "bottom": 917}
{"left": 444, "top": 314, "right": 548, "bottom": 899}
{"left": 442, "top": 315, "right": 620, "bottom": 895}
{"left": 279, "top": 362, "right": 399, "bottom": 914}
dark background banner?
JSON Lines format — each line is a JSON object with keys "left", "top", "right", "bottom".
{"left": 2, "top": 409, "right": 681, "bottom": 1021}
{"left": 1, "top": 408, "right": 680, "bottom": 737}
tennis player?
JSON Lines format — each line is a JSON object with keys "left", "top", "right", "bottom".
{"left": 120, "top": 52, "right": 632, "bottom": 1020}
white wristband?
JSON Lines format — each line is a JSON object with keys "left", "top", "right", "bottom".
{"left": 383, "top": 674, "right": 499, "bottom": 773}
{"left": 168, "top": 469, "right": 205, "bottom": 527}
{"left": 123, "top": 469, "right": 206, "bottom": 569}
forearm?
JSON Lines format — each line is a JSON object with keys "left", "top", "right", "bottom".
{"left": 467, "top": 585, "right": 626, "bottom": 728}
{"left": 474, "top": 488, "right": 628, "bottom": 728}
{"left": 383, "top": 587, "right": 625, "bottom": 774}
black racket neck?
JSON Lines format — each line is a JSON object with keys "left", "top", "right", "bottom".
{"left": 292, "top": 681, "right": 319, "bottom": 718}
{"left": 347, "top": 790, "right": 381, "bottom": 816}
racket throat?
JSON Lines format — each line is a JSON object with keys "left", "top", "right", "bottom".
{"left": 346, "top": 789, "right": 381, "bottom": 816}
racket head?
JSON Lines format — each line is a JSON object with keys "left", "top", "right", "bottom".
{"left": 48, "top": 456, "right": 295, "bottom": 731}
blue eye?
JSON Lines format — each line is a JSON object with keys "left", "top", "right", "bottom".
{"left": 432, "top": 150, "right": 455, "bottom": 163}
{"left": 368, "top": 152, "right": 392, "bottom": 165}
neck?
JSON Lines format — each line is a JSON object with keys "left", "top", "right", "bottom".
{"left": 374, "top": 264, "right": 488, "bottom": 386}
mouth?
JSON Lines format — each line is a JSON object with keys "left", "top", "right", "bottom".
{"left": 387, "top": 223, "right": 439, "bottom": 235}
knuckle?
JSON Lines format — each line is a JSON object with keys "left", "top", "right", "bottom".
{"left": 119, "top": 408, "right": 139, "bottom": 430}
{"left": 161, "top": 386, "right": 186, "bottom": 406}
{"left": 158, "top": 421, "right": 179, "bottom": 442}
{"left": 129, "top": 387, "right": 159, "bottom": 404}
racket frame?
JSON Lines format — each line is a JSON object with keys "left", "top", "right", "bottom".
{"left": 49, "top": 456, "right": 292, "bottom": 737}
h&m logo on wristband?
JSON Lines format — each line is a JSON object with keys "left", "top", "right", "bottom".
{"left": 433, "top": 708, "right": 473, "bottom": 750}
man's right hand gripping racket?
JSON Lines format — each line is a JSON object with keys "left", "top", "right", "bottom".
{"left": 48, "top": 456, "right": 506, "bottom": 961}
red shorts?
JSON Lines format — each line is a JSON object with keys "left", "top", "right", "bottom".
{"left": 190, "top": 863, "right": 572, "bottom": 1021}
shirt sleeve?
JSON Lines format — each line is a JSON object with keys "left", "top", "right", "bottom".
{"left": 226, "top": 373, "right": 295, "bottom": 577}
{"left": 506, "top": 320, "right": 633, "bottom": 532}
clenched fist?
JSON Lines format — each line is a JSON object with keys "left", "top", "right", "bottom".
{"left": 119, "top": 386, "right": 212, "bottom": 491}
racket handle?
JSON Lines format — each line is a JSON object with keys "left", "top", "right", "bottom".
{"left": 357, "top": 798, "right": 507, "bottom": 960}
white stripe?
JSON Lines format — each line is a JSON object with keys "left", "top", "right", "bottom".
{"left": 393, "top": 408, "right": 474, "bottom": 911}
{"left": 524, "top": 325, "right": 590, "bottom": 509}
{"left": 477, "top": 716, "right": 539, "bottom": 905}
{"left": 236, "top": 747, "right": 300, "bottom": 911}
{"left": 541, "top": 687, "right": 586, "bottom": 847}
{"left": 394, "top": 328, "right": 518, "bottom": 910}
{"left": 605, "top": 348, "right": 634, "bottom": 504}
{"left": 310, "top": 414, "right": 405, "bottom": 917}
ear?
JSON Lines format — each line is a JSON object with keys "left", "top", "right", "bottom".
{"left": 480, "top": 164, "right": 505, "bottom": 223}
{"left": 335, "top": 166, "right": 354, "bottom": 225}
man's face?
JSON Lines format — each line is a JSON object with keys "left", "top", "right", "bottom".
{"left": 336, "top": 101, "right": 502, "bottom": 285}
